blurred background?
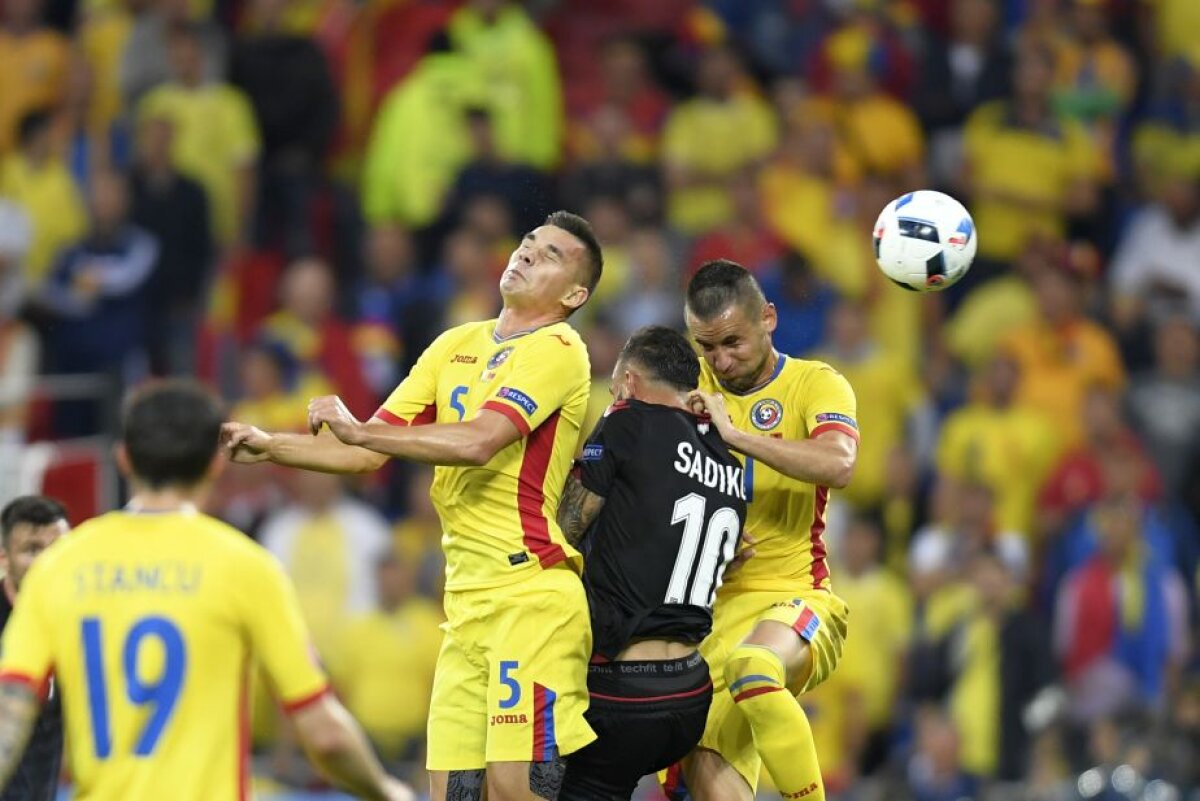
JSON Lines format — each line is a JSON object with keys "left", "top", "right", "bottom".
{"left": 0, "top": 0, "right": 1196, "bottom": 798}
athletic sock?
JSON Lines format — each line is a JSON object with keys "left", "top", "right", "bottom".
{"left": 724, "top": 644, "right": 824, "bottom": 801}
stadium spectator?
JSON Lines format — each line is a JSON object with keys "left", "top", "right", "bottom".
{"left": 119, "top": 0, "right": 227, "bottom": 108}
{"left": 259, "top": 469, "right": 390, "bottom": 659}
{"left": 437, "top": 226, "right": 501, "bottom": 328}
{"left": 259, "top": 257, "right": 375, "bottom": 419}
{"left": 137, "top": 22, "right": 260, "bottom": 246}
{"left": 0, "top": 0, "right": 69, "bottom": 158}
{"left": 999, "top": 252, "right": 1124, "bottom": 445}
{"left": 907, "top": 709, "right": 979, "bottom": 801}
{"left": 230, "top": 340, "right": 317, "bottom": 433}
{"left": 559, "top": 103, "right": 662, "bottom": 224}
{"left": 915, "top": 0, "right": 1013, "bottom": 186}
{"left": 661, "top": 43, "right": 777, "bottom": 234}
{"left": 817, "top": 297, "right": 932, "bottom": 511}
{"left": 440, "top": 107, "right": 555, "bottom": 239}
{"left": 608, "top": 226, "right": 681, "bottom": 338}
{"left": 686, "top": 168, "right": 782, "bottom": 277}
{"left": 1038, "top": 384, "right": 1162, "bottom": 538}
{"left": 937, "top": 354, "right": 1060, "bottom": 535}
{"left": 389, "top": 466, "right": 445, "bottom": 597}
{"left": 568, "top": 36, "right": 667, "bottom": 164}
{"left": 39, "top": 169, "right": 158, "bottom": 399}
{"left": 330, "top": 551, "right": 443, "bottom": 769}
{"left": 360, "top": 32, "right": 482, "bottom": 229}
{"left": 1125, "top": 317, "right": 1200, "bottom": 497}
{"left": 0, "top": 200, "right": 38, "bottom": 453}
{"left": 962, "top": 43, "right": 1100, "bottom": 272}
{"left": 758, "top": 248, "right": 839, "bottom": 359}
{"left": 1054, "top": 490, "right": 1191, "bottom": 720}
{"left": 130, "top": 113, "right": 213, "bottom": 375}
{"left": 230, "top": 0, "right": 338, "bottom": 258}
{"left": 0, "top": 109, "right": 85, "bottom": 288}
{"left": 1109, "top": 152, "right": 1200, "bottom": 348}
{"left": 446, "top": 0, "right": 564, "bottom": 170}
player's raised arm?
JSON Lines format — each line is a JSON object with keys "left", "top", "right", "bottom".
{"left": 223, "top": 422, "right": 391, "bottom": 474}
{"left": 689, "top": 388, "right": 858, "bottom": 489}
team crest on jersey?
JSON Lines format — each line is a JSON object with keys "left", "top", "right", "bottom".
{"left": 487, "top": 347, "right": 514, "bottom": 370}
{"left": 750, "top": 398, "right": 783, "bottom": 431}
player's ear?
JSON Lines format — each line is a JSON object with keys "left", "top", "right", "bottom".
{"left": 113, "top": 443, "right": 134, "bottom": 479}
{"left": 761, "top": 302, "right": 778, "bottom": 335}
{"left": 561, "top": 283, "right": 589, "bottom": 313}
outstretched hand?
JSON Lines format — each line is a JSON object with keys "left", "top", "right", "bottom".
{"left": 307, "top": 395, "right": 366, "bottom": 446}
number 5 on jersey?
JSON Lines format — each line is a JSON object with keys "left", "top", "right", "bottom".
{"left": 82, "top": 616, "right": 187, "bottom": 758}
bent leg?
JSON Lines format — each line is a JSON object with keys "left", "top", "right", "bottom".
{"left": 682, "top": 748, "right": 754, "bottom": 801}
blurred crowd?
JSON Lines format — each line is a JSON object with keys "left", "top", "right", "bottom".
{"left": 0, "top": 0, "right": 1197, "bottom": 797}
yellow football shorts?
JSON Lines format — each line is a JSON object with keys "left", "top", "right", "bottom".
{"left": 697, "top": 588, "right": 850, "bottom": 790}
{"left": 426, "top": 566, "right": 596, "bottom": 770}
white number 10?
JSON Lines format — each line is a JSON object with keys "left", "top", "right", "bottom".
{"left": 665, "top": 493, "right": 741, "bottom": 608}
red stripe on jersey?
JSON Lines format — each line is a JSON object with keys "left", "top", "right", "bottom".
{"left": 517, "top": 411, "right": 566, "bottom": 569}
{"left": 281, "top": 683, "right": 332, "bottom": 715}
{"left": 810, "top": 421, "right": 859, "bottom": 442}
{"left": 0, "top": 670, "right": 49, "bottom": 700}
{"left": 531, "top": 684, "right": 548, "bottom": 760}
{"left": 810, "top": 485, "right": 830, "bottom": 589}
{"left": 373, "top": 403, "right": 436, "bottom": 427}
{"left": 482, "top": 400, "right": 532, "bottom": 436}
{"left": 238, "top": 663, "right": 250, "bottom": 801}
{"left": 732, "top": 686, "right": 785, "bottom": 703}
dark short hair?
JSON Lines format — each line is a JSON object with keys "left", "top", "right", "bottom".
{"left": 16, "top": 109, "right": 53, "bottom": 149}
{"left": 686, "top": 259, "right": 766, "bottom": 320}
{"left": 545, "top": 210, "right": 604, "bottom": 298}
{"left": 122, "top": 379, "right": 226, "bottom": 489}
{"left": 1, "top": 496, "right": 67, "bottom": 548}
{"left": 618, "top": 325, "right": 701, "bottom": 392}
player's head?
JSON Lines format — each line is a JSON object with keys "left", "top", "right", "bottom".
{"left": 685, "top": 259, "right": 777, "bottom": 392}
{"left": 611, "top": 325, "right": 700, "bottom": 403}
{"left": 1, "top": 496, "right": 68, "bottom": 591}
{"left": 500, "top": 211, "right": 603, "bottom": 319}
{"left": 117, "top": 379, "right": 227, "bottom": 493}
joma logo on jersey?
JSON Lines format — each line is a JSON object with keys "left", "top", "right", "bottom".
{"left": 490, "top": 713, "right": 528, "bottom": 725}
{"left": 450, "top": 354, "right": 478, "bottom": 364}
{"left": 750, "top": 399, "right": 783, "bottom": 431}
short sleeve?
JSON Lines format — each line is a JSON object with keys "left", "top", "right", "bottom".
{"left": 241, "top": 552, "right": 330, "bottom": 714}
{"left": 0, "top": 564, "right": 54, "bottom": 698}
{"left": 577, "top": 403, "right": 640, "bottom": 497}
{"left": 802, "top": 363, "right": 859, "bottom": 442}
{"left": 481, "top": 331, "right": 589, "bottom": 436}
{"left": 374, "top": 329, "right": 454, "bottom": 426}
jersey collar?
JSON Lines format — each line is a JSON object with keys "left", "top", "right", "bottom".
{"left": 491, "top": 320, "right": 560, "bottom": 344}
{"left": 718, "top": 352, "right": 787, "bottom": 396}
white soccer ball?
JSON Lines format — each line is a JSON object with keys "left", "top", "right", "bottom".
{"left": 872, "top": 190, "right": 977, "bottom": 292}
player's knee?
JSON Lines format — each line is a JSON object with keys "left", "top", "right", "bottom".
{"left": 445, "top": 769, "right": 484, "bottom": 801}
{"left": 723, "top": 644, "right": 787, "bottom": 702}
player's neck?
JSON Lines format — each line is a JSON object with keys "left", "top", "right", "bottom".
{"left": 744, "top": 349, "right": 780, "bottom": 391}
{"left": 637, "top": 387, "right": 690, "bottom": 412}
{"left": 494, "top": 305, "right": 564, "bottom": 340}
{"left": 125, "top": 485, "right": 203, "bottom": 515}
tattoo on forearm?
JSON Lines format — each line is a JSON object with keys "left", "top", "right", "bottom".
{"left": 0, "top": 682, "right": 40, "bottom": 789}
{"left": 557, "top": 476, "right": 603, "bottom": 545}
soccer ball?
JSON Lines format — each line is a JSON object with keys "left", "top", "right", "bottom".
{"left": 872, "top": 190, "right": 977, "bottom": 292}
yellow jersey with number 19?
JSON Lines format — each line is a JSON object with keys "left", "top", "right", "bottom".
{"left": 374, "top": 319, "right": 591, "bottom": 592}
{"left": 699, "top": 354, "right": 859, "bottom": 594}
{"left": 0, "top": 510, "right": 330, "bottom": 801}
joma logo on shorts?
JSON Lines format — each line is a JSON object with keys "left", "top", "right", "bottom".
{"left": 781, "top": 783, "right": 819, "bottom": 799}
{"left": 490, "top": 713, "right": 528, "bottom": 725}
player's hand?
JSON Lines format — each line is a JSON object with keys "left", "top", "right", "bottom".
{"left": 725, "top": 533, "right": 758, "bottom": 577}
{"left": 221, "top": 422, "right": 274, "bottom": 464}
{"left": 687, "top": 390, "right": 735, "bottom": 439}
{"left": 381, "top": 776, "right": 416, "bottom": 801}
{"left": 307, "top": 395, "right": 366, "bottom": 445}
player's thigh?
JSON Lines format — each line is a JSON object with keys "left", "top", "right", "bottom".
{"left": 428, "top": 601, "right": 490, "bottom": 772}
{"left": 486, "top": 759, "right": 564, "bottom": 801}
{"left": 481, "top": 569, "right": 595, "bottom": 765}
{"left": 683, "top": 748, "right": 755, "bottom": 801}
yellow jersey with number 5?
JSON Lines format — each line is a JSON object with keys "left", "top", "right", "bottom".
{"left": 0, "top": 509, "right": 330, "bottom": 801}
{"left": 374, "top": 319, "right": 591, "bottom": 592}
{"left": 699, "top": 355, "right": 859, "bottom": 594}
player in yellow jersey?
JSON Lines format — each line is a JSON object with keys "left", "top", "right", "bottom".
{"left": 222, "top": 211, "right": 605, "bottom": 801}
{"left": 0, "top": 381, "right": 413, "bottom": 801}
{"left": 674, "top": 260, "right": 859, "bottom": 801}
